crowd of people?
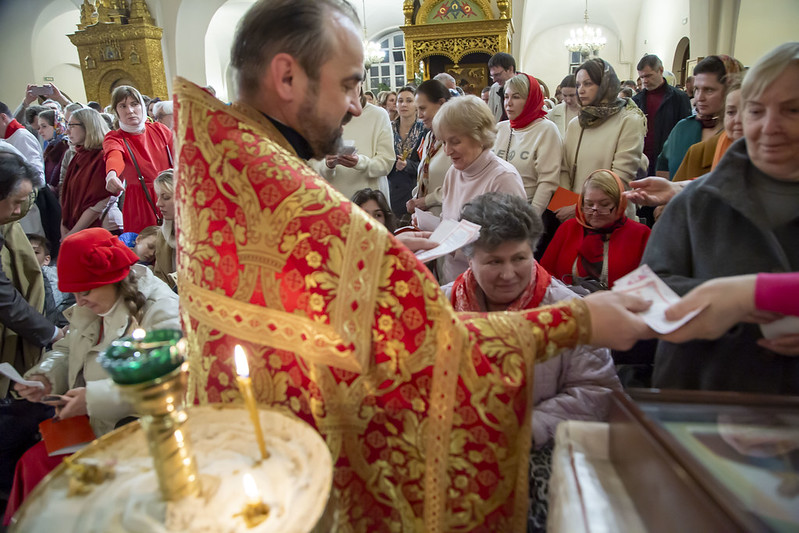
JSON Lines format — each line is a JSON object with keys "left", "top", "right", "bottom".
{"left": 0, "top": 83, "right": 180, "bottom": 524}
{"left": 0, "top": 0, "right": 796, "bottom": 530}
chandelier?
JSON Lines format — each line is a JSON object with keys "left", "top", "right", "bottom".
{"left": 364, "top": 40, "right": 384, "bottom": 68}
{"left": 564, "top": 0, "right": 606, "bottom": 56}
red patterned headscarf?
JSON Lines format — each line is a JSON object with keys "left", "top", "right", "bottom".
{"left": 509, "top": 73, "right": 548, "bottom": 130}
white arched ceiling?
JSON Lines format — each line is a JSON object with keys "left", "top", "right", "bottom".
{"left": 174, "top": 0, "right": 229, "bottom": 87}
{"left": 204, "top": 0, "right": 256, "bottom": 102}
{"left": 33, "top": 4, "right": 83, "bottom": 101}
{"left": 518, "top": 0, "right": 643, "bottom": 84}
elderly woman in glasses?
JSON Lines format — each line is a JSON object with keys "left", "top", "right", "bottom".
{"left": 541, "top": 169, "right": 650, "bottom": 289}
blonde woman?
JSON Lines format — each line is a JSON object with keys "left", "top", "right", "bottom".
{"left": 153, "top": 169, "right": 176, "bottom": 290}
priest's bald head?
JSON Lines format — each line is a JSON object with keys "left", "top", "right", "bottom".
{"left": 231, "top": 0, "right": 364, "bottom": 159}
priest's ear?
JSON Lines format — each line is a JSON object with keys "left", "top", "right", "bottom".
{"left": 267, "top": 53, "right": 307, "bottom": 105}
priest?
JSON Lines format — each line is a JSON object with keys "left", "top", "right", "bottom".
{"left": 173, "top": 0, "right": 653, "bottom": 531}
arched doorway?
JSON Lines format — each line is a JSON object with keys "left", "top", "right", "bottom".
{"left": 672, "top": 37, "right": 690, "bottom": 86}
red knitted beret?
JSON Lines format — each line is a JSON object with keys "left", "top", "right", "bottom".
{"left": 57, "top": 228, "right": 140, "bottom": 293}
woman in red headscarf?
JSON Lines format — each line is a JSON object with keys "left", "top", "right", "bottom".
{"left": 493, "top": 73, "right": 562, "bottom": 215}
{"left": 541, "top": 169, "right": 650, "bottom": 289}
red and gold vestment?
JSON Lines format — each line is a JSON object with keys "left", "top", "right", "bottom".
{"left": 174, "top": 79, "right": 591, "bottom": 532}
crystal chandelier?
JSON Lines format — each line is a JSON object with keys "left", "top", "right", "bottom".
{"left": 361, "top": 0, "right": 384, "bottom": 69}
{"left": 564, "top": 0, "right": 606, "bottom": 56}
{"left": 364, "top": 40, "right": 384, "bottom": 68}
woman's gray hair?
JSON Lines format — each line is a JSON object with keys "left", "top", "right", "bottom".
{"left": 742, "top": 42, "right": 799, "bottom": 103}
{"left": 459, "top": 192, "right": 543, "bottom": 257}
{"left": 432, "top": 95, "right": 497, "bottom": 149}
{"left": 153, "top": 100, "right": 173, "bottom": 119}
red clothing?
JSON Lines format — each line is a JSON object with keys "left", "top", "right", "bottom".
{"left": 541, "top": 217, "right": 650, "bottom": 287}
{"left": 756, "top": 273, "right": 799, "bottom": 316}
{"left": 643, "top": 82, "right": 667, "bottom": 164}
{"left": 62, "top": 145, "right": 111, "bottom": 230}
{"left": 1, "top": 118, "right": 25, "bottom": 139}
{"left": 2, "top": 441, "right": 64, "bottom": 526}
{"left": 103, "top": 122, "right": 173, "bottom": 233}
{"left": 43, "top": 138, "right": 68, "bottom": 189}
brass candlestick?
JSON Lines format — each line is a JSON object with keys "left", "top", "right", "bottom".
{"left": 100, "top": 330, "right": 200, "bottom": 501}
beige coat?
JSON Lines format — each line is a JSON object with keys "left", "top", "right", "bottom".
{"left": 26, "top": 266, "right": 180, "bottom": 436}
{"left": 559, "top": 106, "right": 647, "bottom": 193}
{"left": 546, "top": 102, "right": 578, "bottom": 139}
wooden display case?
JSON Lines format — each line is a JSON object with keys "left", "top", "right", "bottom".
{"left": 609, "top": 389, "right": 799, "bottom": 533}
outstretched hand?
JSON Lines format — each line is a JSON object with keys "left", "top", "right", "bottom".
{"left": 623, "top": 177, "right": 682, "bottom": 207}
{"left": 584, "top": 291, "right": 654, "bottom": 350}
{"left": 660, "top": 275, "right": 757, "bottom": 343}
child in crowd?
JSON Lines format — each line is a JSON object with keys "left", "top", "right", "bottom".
{"left": 26, "top": 234, "right": 71, "bottom": 326}
{"left": 118, "top": 225, "right": 160, "bottom": 264}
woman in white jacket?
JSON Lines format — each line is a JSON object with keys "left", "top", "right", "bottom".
{"left": 16, "top": 228, "right": 180, "bottom": 436}
{"left": 557, "top": 58, "right": 646, "bottom": 222}
{"left": 493, "top": 73, "right": 562, "bottom": 214}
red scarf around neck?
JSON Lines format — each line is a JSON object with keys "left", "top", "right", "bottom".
{"left": 450, "top": 260, "right": 552, "bottom": 312}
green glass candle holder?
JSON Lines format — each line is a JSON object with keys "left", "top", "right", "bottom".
{"left": 98, "top": 329, "right": 200, "bottom": 500}
{"left": 99, "top": 329, "right": 186, "bottom": 385}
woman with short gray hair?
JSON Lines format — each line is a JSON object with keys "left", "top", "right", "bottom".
{"left": 443, "top": 191, "right": 621, "bottom": 532}
{"left": 433, "top": 95, "right": 526, "bottom": 282}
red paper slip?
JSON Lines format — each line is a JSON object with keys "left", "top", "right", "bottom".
{"left": 39, "top": 415, "right": 96, "bottom": 456}
{"left": 547, "top": 187, "right": 579, "bottom": 211}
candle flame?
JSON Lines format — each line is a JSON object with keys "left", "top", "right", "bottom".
{"left": 243, "top": 473, "right": 260, "bottom": 502}
{"left": 132, "top": 328, "right": 146, "bottom": 340}
{"left": 234, "top": 345, "right": 249, "bottom": 377}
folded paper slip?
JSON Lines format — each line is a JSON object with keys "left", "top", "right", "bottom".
{"left": 548, "top": 187, "right": 580, "bottom": 211}
{"left": 39, "top": 415, "right": 96, "bottom": 456}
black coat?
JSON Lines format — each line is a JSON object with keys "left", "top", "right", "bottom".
{"left": 633, "top": 83, "right": 692, "bottom": 175}
{"left": 0, "top": 229, "right": 55, "bottom": 348}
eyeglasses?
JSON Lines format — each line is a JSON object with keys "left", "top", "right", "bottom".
{"left": 67, "top": 123, "right": 83, "bottom": 128}
{"left": 582, "top": 204, "right": 616, "bottom": 215}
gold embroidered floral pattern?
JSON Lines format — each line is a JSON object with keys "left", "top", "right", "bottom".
{"left": 174, "top": 78, "right": 592, "bottom": 532}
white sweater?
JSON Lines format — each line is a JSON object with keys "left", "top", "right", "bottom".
{"left": 314, "top": 103, "right": 395, "bottom": 201}
{"left": 493, "top": 118, "right": 562, "bottom": 214}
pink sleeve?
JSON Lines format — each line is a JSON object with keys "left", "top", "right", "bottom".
{"left": 755, "top": 273, "right": 799, "bottom": 315}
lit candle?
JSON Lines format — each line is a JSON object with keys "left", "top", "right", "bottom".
{"left": 236, "top": 473, "right": 270, "bottom": 528}
{"left": 234, "top": 345, "right": 268, "bottom": 461}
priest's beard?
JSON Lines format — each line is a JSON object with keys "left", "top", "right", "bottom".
{"left": 298, "top": 79, "right": 352, "bottom": 159}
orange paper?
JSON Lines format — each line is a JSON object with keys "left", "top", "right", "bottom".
{"left": 547, "top": 187, "right": 580, "bottom": 211}
{"left": 39, "top": 415, "right": 96, "bottom": 456}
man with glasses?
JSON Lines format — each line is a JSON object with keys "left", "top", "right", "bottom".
{"left": 487, "top": 52, "right": 517, "bottom": 121}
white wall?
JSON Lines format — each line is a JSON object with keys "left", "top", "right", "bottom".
{"left": 522, "top": 24, "right": 627, "bottom": 92}
{"left": 734, "top": 0, "right": 799, "bottom": 66}
{"left": 634, "top": 0, "right": 690, "bottom": 72}
{"left": 0, "top": 0, "right": 79, "bottom": 106}
{"left": 205, "top": 1, "right": 255, "bottom": 101}
{"left": 34, "top": 10, "right": 84, "bottom": 102}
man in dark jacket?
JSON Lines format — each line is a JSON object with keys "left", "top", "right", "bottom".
{"left": 0, "top": 151, "right": 61, "bottom": 512}
{"left": 633, "top": 54, "right": 692, "bottom": 226}
{"left": 633, "top": 54, "right": 692, "bottom": 176}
